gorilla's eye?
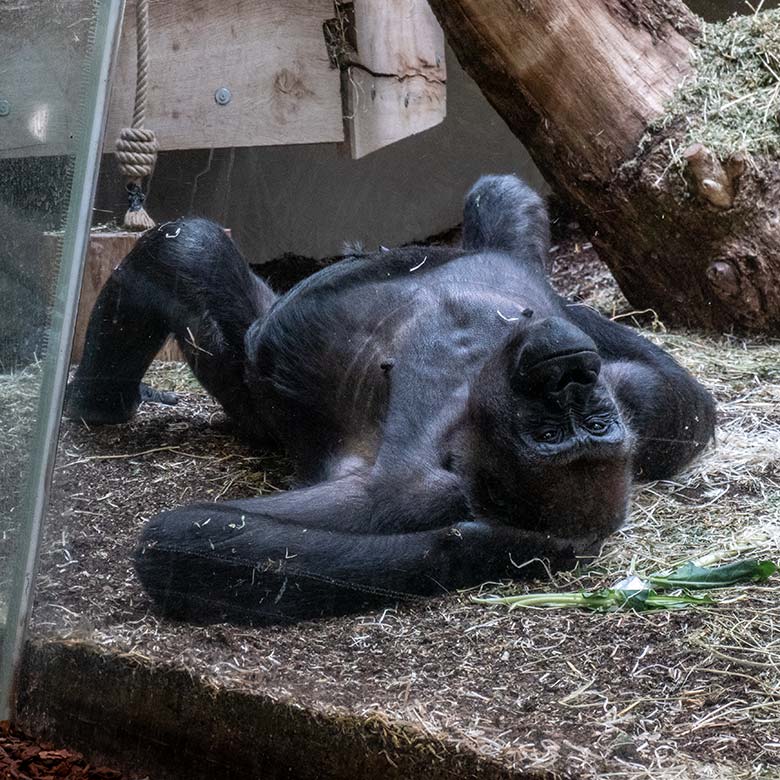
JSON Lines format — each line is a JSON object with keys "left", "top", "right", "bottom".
{"left": 585, "top": 418, "right": 610, "bottom": 435}
{"left": 533, "top": 428, "right": 561, "bottom": 443}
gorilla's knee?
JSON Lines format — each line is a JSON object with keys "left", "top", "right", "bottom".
{"left": 134, "top": 217, "right": 232, "bottom": 276}
{"left": 462, "top": 174, "right": 549, "bottom": 269}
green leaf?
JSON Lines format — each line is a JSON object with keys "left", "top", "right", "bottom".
{"left": 471, "top": 557, "right": 776, "bottom": 616}
{"left": 614, "top": 588, "right": 652, "bottom": 610}
{"left": 649, "top": 559, "right": 778, "bottom": 590}
{"left": 471, "top": 588, "right": 714, "bottom": 613}
{"left": 578, "top": 589, "right": 622, "bottom": 610}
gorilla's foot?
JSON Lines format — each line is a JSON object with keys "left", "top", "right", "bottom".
{"left": 140, "top": 383, "right": 179, "bottom": 406}
{"left": 64, "top": 377, "right": 142, "bottom": 425}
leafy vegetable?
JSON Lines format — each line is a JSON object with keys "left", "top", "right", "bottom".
{"left": 472, "top": 558, "right": 777, "bottom": 614}
{"left": 649, "top": 559, "right": 778, "bottom": 590}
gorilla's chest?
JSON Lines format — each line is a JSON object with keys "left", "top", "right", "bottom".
{"left": 248, "top": 250, "right": 563, "bottom": 433}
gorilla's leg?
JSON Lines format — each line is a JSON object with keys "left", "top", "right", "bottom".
{"left": 134, "top": 481, "right": 587, "bottom": 624}
{"left": 462, "top": 174, "right": 550, "bottom": 271}
{"left": 66, "top": 219, "right": 276, "bottom": 428}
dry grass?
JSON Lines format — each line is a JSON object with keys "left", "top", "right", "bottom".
{"left": 653, "top": 7, "right": 780, "bottom": 171}
{"left": 0, "top": 247, "right": 776, "bottom": 779}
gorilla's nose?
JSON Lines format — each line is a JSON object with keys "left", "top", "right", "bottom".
{"left": 513, "top": 317, "right": 601, "bottom": 397}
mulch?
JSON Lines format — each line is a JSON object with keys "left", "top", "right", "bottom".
{"left": 0, "top": 722, "right": 126, "bottom": 780}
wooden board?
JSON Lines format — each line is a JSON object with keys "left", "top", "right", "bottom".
{"left": 104, "top": 0, "right": 344, "bottom": 152}
{"left": 345, "top": 0, "right": 446, "bottom": 159}
{"left": 1, "top": 0, "right": 344, "bottom": 157}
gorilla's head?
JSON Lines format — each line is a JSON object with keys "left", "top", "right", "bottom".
{"left": 465, "top": 316, "right": 633, "bottom": 545}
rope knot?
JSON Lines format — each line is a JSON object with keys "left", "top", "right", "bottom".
{"left": 115, "top": 126, "right": 158, "bottom": 179}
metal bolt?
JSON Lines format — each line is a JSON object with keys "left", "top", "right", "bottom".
{"left": 0, "top": 99, "right": 10, "bottom": 117}
{"left": 214, "top": 87, "right": 232, "bottom": 106}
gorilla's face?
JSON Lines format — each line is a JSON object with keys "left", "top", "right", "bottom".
{"left": 465, "top": 317, "right": 633, "bottom": 544}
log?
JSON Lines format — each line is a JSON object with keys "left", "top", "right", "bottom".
{"left": 426, "top": 1, "right": 780, "bottom": 332}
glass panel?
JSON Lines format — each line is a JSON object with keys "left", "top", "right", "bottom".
{"left": 1, "top": 0, "right": 777, "bottom": 777}
{"left": 0, "top": 0, "right": 124, "bottom": 716}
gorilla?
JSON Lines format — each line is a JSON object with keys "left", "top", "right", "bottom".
{"left": 65, "top": 175, "right": 715, "bottom": 624}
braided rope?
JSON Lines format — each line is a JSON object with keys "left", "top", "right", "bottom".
{"left": 116, "top": 127, "right": 157, "bottom": 179}
{"left": 115, "top": 0, "right": 157, "bottom": 229}
{"left": 132, "top": 0, "right": 150, "bottom": 128}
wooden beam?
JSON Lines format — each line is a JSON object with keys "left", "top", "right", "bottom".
{"left": 344, "top": 0, "right": 447, "bottom": 159}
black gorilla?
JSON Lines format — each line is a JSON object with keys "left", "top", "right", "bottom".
{"left": 66, "top": 175, "right": 715, "bottom": 624}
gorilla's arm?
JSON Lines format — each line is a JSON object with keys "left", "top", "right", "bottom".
{"left": 134, "top": 484, "right": 584, "bottom": 624}
{"left": 565, "top": 303, "right": 715, "bottom": 480}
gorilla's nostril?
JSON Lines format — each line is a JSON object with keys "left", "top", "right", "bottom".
{"left": 511, "top": 317, "right": 602, "bottom": 397}
{"left": 519, "top": 351, "right": 601, "bottom": 396}
{"left": 557, "top": 368, "right": 598, "bottom": 391}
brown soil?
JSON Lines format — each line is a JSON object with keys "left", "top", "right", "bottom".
{"left": 0, "top": 721, "right": 125, "bottom": 780}
{"left": 20, "top": 232, "right": 780, "bottom": 779}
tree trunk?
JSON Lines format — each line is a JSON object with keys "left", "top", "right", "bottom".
{"left": 427, "top": 0, "right": 780, "bottom": 332}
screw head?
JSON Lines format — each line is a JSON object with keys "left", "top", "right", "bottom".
{"left": 0, "top": 99, "right": 10, "bottom": 117}
{"left": 214, "top": 87, "right": 232, "bottom": 106}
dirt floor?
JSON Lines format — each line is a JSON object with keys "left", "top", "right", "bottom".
{"left": 6, "top": 228, "right": 780, "bottom": 779}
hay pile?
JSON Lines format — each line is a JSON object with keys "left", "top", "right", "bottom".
{"left": 655, "top": 8, "right": 780, "bottom": 169}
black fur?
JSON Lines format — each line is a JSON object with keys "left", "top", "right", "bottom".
{"left": 65, "top": 176, "right": 715, "bottom": 624}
